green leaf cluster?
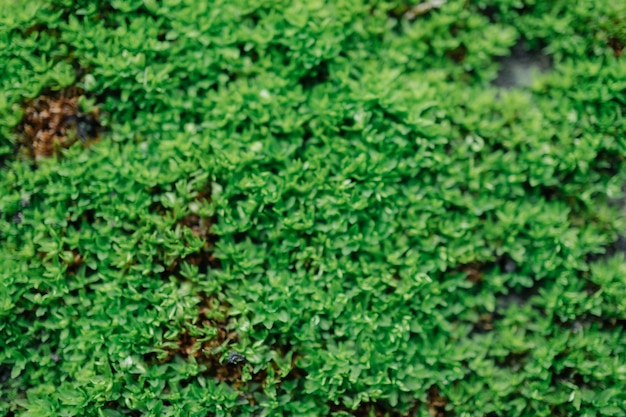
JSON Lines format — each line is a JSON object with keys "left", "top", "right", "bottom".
{"left": 1, "top": 0, "right": 625, "bottom": 416}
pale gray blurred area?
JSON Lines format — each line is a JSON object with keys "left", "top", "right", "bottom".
{"left": 493, "top": 42, "right": 552, "bottom": 88}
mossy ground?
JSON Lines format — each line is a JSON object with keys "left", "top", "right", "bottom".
{"left": 1, "top": 1, "right": 625, "bottom": 416}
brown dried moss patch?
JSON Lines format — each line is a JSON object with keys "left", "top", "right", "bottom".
{"left": 17, "top": 87, "right": 100, "bottom": 160}
{"left": 608, "top": 36, "right": 624, "bottom": 57}
{"left": 426, "top": 386, "right": 448, "bottom": 417}
{"left": 459, "top": 262, "right": 484, "bottom": 284}
{"left": 155, "top": 294, "right": 237, "bottom": 362}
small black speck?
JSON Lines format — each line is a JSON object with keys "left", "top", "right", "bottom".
{"left": 227, "top": 351, "right": 246, "bottom": 365}
{"left": 12, "top": 212, "right": 22, "bottom": 224}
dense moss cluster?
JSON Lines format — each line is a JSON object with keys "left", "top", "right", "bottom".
{"left": 1, "top": 0, "right": 625, "bottom": 416}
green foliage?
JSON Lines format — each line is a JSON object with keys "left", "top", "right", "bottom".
{"left": 1, "top": 0, "right": 625, "bottom": 416}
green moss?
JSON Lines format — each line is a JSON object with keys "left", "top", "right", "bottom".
{"left": 1, "top": 0, "right": 625, "bottom": 416}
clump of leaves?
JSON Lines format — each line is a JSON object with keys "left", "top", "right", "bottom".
{"left": 1, "top": 0, "right": 625, "bottom": 416}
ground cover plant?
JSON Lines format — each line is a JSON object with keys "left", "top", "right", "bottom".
{"left": 1, "top": 0, "right": 625, "bottom": 415}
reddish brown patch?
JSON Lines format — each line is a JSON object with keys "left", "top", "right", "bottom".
{"left": 17, "top": 87, "right": 100, "bottom": 160}
{"left": 445, "top": 44, "right": 468, "bottom": 63}
{"left": 177, "top": 187, "right": 220, "bottom": 268}
{"left": 427, "top": 386, "right": 448, "bottom": 417}
{"left": 197, "top": 302, "right": 244, "bottom": 385}
{"left": 152, "top": 295, "right": 307, "bottom": 403}
{"left": 180, "top": 214, "right": 213, "bottom": 240}
{"left": 65, "top": 250, "right": 84, "bottom": 275}
{"left": 476, "top": 313, "right": 494, "bottom": 332}
{"left": 158, "top": 184, "right": 220, "bottom": 279}
{"left": 36, "top": 246, "right": 84, "bottom": 273}
{"left": 460, "top": 262, "right": 484, "bottom": 284}
{"left": 178, "top": 186, "right": 214, "bottom": 239}
{"left": 285, "top": 353, "right": 307, "bottom": 381}
{"left": 149, "top": 185, "right": 309, "bottom": 399}
{"left": 608, "top": 36, "right": 624, "bottom": 57}
{"left": 157, "top": 295, "right": 237, "bottom": 363}
{"left": 150, "top": 185, "right": 228, "bottom": 368}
